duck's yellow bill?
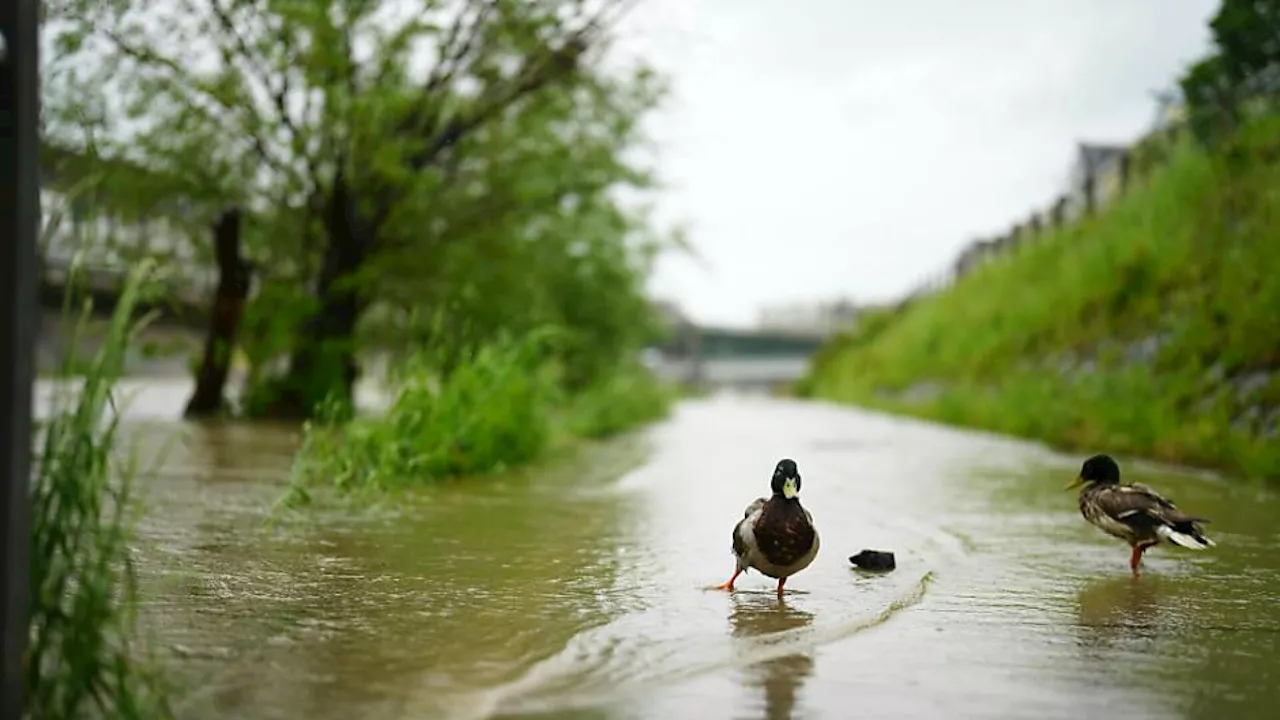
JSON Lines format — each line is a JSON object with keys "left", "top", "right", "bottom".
{"left": 1064, "top": 475, "right": 1084, "bottom": 490}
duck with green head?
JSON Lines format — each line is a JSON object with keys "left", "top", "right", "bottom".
{"left": 1067, "top": 454, "right": 1215, "bottom": 576}
{"left": 714, "top": 458, "right": 820, "bottom": 598}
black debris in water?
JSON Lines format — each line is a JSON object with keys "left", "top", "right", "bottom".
{"left": 849, "top": 549, "right": 896, "bottom": 572}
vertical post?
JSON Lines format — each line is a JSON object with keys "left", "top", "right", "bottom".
{"left": 1050, "top": 195, "right": 1067, "bottom": 228}
{"left": 688, "top": 324, "right": 704, "bottom": 390}
{"left": 0, "top": 1, "right": 41, "bottom": 715}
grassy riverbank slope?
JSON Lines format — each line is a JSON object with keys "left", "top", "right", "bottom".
{"left": 801, "top": 118, "right": 1280, "bottom": 481}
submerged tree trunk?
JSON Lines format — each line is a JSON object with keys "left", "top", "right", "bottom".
{"left": 185, "top": 208, "right": 252, "bottom": 418}
{"left": 266, "top": 172, "right": 371, "bottom": 420}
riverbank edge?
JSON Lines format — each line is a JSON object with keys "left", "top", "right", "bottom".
{"left": 807, "top": 385, "right": 1280, "bottom": 483}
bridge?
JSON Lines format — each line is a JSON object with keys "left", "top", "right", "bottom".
{"left": 647, "top": 356, "right": 813, "bottom": 391}
{"left": 647, "top": 311, "right": 825, "bottom": 391}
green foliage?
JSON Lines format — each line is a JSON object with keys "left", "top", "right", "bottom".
{"left": 804, "top": 117, "right": 1280, "bottom": 480}
{"left": 27, "top": 260, "right": 172, "bottom": 718}
{"left": 566, "top": 362, "right": 674, "bottom": 439}
{"left": 794, "top": 307, "right": 900, "bottom": 397}
{"left": 286, "top": 330, "right": 675, "bottom": 502}
{"left": 1180, "top": 0, "right": 1280, "bottom": 145}
{"left": 44, "top": 0, "right": 681, "bottom": 420}
{"left": 288, "top": 332, "right": 560, "bottom": 495}
{"left": 1208, "top": 0, "right": 1280, "bottom": 92}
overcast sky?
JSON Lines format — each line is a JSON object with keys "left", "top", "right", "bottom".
{"left": 615, "top": 0, "right": 1220, "bottom": 328}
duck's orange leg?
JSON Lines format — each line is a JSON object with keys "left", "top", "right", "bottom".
{"left": 775, "top": 576, "right": 787, "bottom": 598}
{"left": 714, "top": 568, "right": 742, "bottom": 591}
{"left": 1129, "top": 541, "right": 1156, "bottom": 576}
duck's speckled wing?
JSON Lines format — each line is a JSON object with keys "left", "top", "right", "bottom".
{"left": 1095, "top": 484, "right": 1207, "bottom": 529}
{"left": 732, "top": 497, "right": 766, "bottom": 558}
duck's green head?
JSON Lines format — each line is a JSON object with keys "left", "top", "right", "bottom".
{"left": 1066, "top": 454, "right": 1120, "bottom": 489}
{"left": 771, "top": 458, "right": 802, "bottom": 499}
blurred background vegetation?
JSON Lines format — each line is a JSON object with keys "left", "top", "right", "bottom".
{"left": 41, "top": 0, "right": 680, "bottom": 423}
{"left": 36, "top": 0, "right": 686, "bottom": 501}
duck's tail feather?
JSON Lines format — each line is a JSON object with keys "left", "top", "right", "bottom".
{"left": 1157, "top": 522, "right": 1215, "bottom": 549}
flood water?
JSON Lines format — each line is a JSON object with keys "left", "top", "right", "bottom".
{"left": 33, "top": 379, "right": 1280, "bottom": 719}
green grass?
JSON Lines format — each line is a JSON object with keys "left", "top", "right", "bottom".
{"left": 26, "top": 260, "right": 173, "bottom": 718}
{"left": 804, "top": 116, "right": 1280, "bottom": 480}
{"left": 284, "top": 333, "right": 675, "bottom": 503}
{"left": 287, "top": 333, "right": 557, "bottom": 496}
{"left": 565, "top": 361, "right": 674, "bottom": 439}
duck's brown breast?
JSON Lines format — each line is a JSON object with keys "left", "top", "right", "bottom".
{"left": 754, "top": 498, "right": 817, "bottom": 568}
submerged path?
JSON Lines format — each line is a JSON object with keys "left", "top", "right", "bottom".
{"left": 38, "top": 381, "right": 1280, "bottom": 719}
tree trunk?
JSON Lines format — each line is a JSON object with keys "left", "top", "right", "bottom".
{"left": 267, "top": 172, "right": 371, "bottom": 420}
{"left": 184, "top": 209, "right": 252, "bottom": 418}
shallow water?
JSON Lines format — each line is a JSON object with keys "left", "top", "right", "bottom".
{"left": 35, "top": 380, "right": 1280, "bottom": 719}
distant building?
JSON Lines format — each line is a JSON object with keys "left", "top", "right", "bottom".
{"left": 1065, "top": 142, "right": 1129, "bottom": 221}
{"left": 756, "top": 299, "right": 860, "bottom": 337}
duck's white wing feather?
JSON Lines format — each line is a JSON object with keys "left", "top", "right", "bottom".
{"left": 732, "top": 497, "right": 766, "bottom": 563}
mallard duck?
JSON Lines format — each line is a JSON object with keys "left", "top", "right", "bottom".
{"left": 714, "top": 458, "right": 820, "bottom": 598}
{"left": 1067, "top": 454, "right": 1215, "bottom": 576}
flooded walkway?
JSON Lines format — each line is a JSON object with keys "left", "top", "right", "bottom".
{"left": 41, "top": 380, "right": 1280, "bottom": 719}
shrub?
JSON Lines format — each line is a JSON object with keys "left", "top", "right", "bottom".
{"left": 289, "top": 332, "right": 559, "bottom": 495}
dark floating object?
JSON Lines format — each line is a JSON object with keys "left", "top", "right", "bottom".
{"left": 849, "top": 550, "right": 896, "bottom": 572}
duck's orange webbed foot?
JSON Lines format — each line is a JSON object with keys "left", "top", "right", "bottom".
{"left": 713, "top": 568, "right": 742, "bottom": 592}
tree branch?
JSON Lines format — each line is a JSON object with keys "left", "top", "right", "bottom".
{"left": 423, "top": 0, "right": 496, "bottom": 100}
{"left": 207, "top": 0, "right": 322, "bottom": 194}
{"left": 405, "top": 0, "right": 637, "bottom": 172}
{"left": 97, "top": 25, "right": 293, "bottom": 178}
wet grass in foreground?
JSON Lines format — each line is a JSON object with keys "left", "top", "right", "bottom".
{"left": 27, "top": 261, "right": 172, "bottom": 718}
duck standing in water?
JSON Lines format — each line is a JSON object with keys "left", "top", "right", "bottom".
{"left": 1067, "top": 454, "right": 1215, "bottom": 576}
{"left": 714, "top": 459, "right": 820, "bottom": 598}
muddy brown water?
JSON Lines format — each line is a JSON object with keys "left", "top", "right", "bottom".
{"left": 32, "top": 379, "right": 1280, "bottom": 719}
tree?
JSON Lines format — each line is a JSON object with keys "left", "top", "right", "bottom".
{"left": 1208, "top": 0, "right": 1280, "bottom": 96}
{"left": 184, "top": 208, "right": 253, "bottom": 417}
{"left": 43, "top": 0, "right": 671, "bottom": 419}
{"left": 1180, "top": 0, "right": 1280, "bottom": 144}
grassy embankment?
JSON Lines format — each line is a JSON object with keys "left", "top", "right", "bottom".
{"left": 801, "top": 117, "right": 1280, "bottom": 481}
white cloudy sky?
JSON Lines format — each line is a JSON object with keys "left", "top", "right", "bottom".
{"left": 614, "top": 0, "right": 1220, "bottom": 328}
